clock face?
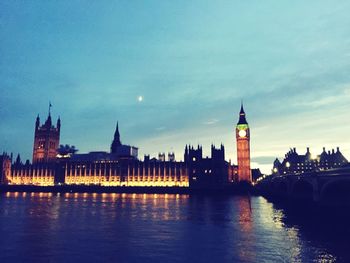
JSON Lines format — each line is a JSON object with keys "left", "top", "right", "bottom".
{"left": 238, "top": 129, "right": 247, "bottom": 138}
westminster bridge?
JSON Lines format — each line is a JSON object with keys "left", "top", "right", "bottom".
{"left": 256, "top": 166, "right": 350, "bottom": 206}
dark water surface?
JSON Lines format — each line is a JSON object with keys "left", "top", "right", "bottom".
{"left": 0, "top": 192, "right": 349, "bottom": 262}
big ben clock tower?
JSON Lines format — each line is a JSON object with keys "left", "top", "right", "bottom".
{"left": 236, "top": 103, "right": 252, "bottom": 183}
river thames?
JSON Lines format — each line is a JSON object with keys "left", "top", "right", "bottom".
{"left": 0, "top": 192, "right": 349, "bottom": 262}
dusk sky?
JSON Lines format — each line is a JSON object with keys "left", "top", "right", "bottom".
{"left": 1, "top": 1, "right": 350, "bottom": 173}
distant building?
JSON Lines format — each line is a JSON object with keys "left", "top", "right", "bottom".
{"left": 272, "top": 147, "right": 348, "bottom": 175}
{"left": 32, "top": 110, "right": 60, "bottom": 163}
{"left": 251, "top": 168, "right": 263, "bottom": 182}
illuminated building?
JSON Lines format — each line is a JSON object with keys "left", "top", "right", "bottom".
{"left": 1, "top": 120, "right": 188, "bottom": 187}
{"left": 1, "top": 155, "right": 189, "bottom": 187}
{"left": 62, "top": 159, "right": 188, "bottom": 187}
{"left": 1, "top": 143, "right": 232, "bottom": 189}
{"left": 272, "top": 147, "right": 348, "bottom": 175}
{"left": 0, "top": 106, "right": 250, "bottom": 188}
{"left": 228, "top": 162, "right": 239, "bottom": 183}
{"left": 0, "top": 153, "right": 11, "bottom": 184}
{"left": 32, "top": 106, "right": 60, "bottom": 163}
{"left": 8, "top": 162, "right": 55, "bottom": 186}
{"left": 236, "top": 103, "right": 252, "bottom": 182}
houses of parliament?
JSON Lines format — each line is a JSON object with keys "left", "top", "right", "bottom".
{"left": 1, "top": 105, "right": 253, "bottom": 188}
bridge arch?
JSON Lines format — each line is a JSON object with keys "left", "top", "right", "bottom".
{"left": 291, "top": 179, "right": 314, "bottom": 201}
{"left": 272, "top": 181, "right": 288, "bottom": 197}
{"left": 320, "top": 179, "right": 350, "bottom": 205}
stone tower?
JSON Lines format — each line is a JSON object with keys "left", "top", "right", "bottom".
{"left": 0, "top": 153, "right": 12, "bottom": 184}
{"left": 236, "top": 103, "right": 252, "bottom": 183}
{"left": 32, "top": 106, "right": 60, "bottom": 163}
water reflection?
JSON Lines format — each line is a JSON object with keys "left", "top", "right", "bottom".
{"left": 0, "top": 193, "right": 349, "bottom": 262}
{"left": 237, "top": 197, "right": 252, "bottom": 231}
{"left": 236, "top": 197, "right": 255, "bottom": 262}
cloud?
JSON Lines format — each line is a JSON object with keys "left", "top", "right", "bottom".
{"left": 251, "top": 156, "right": 277, "bottom": 165}
{"left": 203, "top": 119, "right": 219, "bottom": 125}
{"left": 1, "top": 0, "right": 350, "bottom": 174}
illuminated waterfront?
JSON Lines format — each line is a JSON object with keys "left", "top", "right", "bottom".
{"left": 0, "top": 193, "right": 349, "bottom": 262}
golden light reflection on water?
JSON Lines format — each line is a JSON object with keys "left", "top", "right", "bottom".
{"left": 3, "top": 192, "right": 187, "bottom": 221}
{"left": 3, "top": 192, "right": 189, "bottom": 200}
{"left": 0, "top": 193, "right": 343, "bottom": 262}
{"left": 2, "top": 192, "right": 188, "bottom": 222}
{"left": 237, "top": 197, "right": 253, "bottom": 232}
{"left": 236, "top": 197, "right": 255, "bottom": 262}
{"left": 5, "top": 192, "right": 55, "bottom": 199}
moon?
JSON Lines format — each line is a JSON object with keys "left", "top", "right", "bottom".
{"left": 138, "top": 96, "right": 143, "bottom": 102}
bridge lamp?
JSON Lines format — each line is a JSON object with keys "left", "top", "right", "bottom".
{"left": 273, "top": 168, "right": 278, "bottom": 173}
{"left": 286, "top": 162, "right": 291, "bottom": 168}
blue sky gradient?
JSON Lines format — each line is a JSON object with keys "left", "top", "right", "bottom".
{"left": 1, "top": 1, "right": 350, "bottom": 173}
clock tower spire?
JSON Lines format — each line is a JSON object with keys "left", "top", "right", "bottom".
{"left": 235, "top": 103, "right": 252, "bottom": 183}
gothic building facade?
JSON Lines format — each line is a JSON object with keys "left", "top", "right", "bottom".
{"left": 272, "top": 147, "right": 348, "bottom": 175}
{"left": 236, "top": 103, "right": 252, "bottom": 182}
{"left": 32, "top": 110, "right": 60, "bottom": 163}
{"left": 184, "top": 144, "right": 232, "bottom": 188}
{"left": 1, "top": 105, "right": 257, "bottom": 188}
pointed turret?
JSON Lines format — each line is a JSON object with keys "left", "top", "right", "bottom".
{"left": 114, "top": 122, "right": 120, "bottom": 141}
{"left": 57, "top": 116, "right": 61, "bottom": 131}
{"left": 35, "top": 114, "right": 40, "bottom": 130}
{"left": 237, "top": 102, "right": 248, "bottom": 125}
{"left": 111, "top": 122, "right": 122, "bottom": 153}
{"left": 15, "top": 153, "right": 21, "bottom": 166}
{"left": 43, "top": 101, "right": 53, "bottom": 127}
{"left": 45, "top": 111, "right": 52, "bottom": 127}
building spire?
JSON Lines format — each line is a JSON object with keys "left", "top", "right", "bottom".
{"left": 237, "top": 101, "right": 248, "bottom": 125}
{"left": 114, "top": 122, "right": 120, "bottom": 140}
{"left": 35, "top": 114, "right": 40, "bottom": 130}
{"left": 240, "top": 100, "right": 245, "bottom": 114}
{"left": 48, "top": 101, "right": 52, "bottom": 116}
{"left": 57, "top": 116, "right": 61, "bottom": 131}
{"left": 111, "top": 121, "right": 122, "bottom": 153}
